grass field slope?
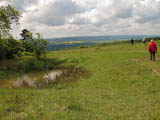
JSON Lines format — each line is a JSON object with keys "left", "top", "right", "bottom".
{"left": 1, "top": 41, "right": 160, "bottom": 119}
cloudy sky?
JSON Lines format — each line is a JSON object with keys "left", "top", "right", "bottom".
{"left": 0, "top": 0, "right": 160, "bottom": 38}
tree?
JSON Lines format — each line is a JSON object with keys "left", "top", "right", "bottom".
{"left": 20, "top": 30, "right": 48, "bottom": 59}
{"left": 20, "top": 29, "right": 33, "bottom": 43}
{"left": 0, "top": 37, "right": 24, "bottom": 60}
{"left": 5, "top": 37, "right": 24, "bottom": 59}
{"left": 32, "top": 33, "right": 48, "bottom": 60}
{"left": 0, "top": 5, "right": 20, "bottom": 38}
{"left": 20, "top": 29, "right": 34, "bottom": 52}
{"left": 0, "top": 5, "right": 21, "bottom": 60}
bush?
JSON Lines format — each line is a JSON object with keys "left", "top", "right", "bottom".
{"left": 32, "top": 33, "right": 48, "bottom": 60}
{"left": 0, "top": 38, "right": 24, "bottom": 60}
{"left": 18, "top": 51, "right": 34, "bottom": 57}
{"left": 20, "top": 59, "right": 44, "bottom": 72}
{"left": 79, "top": 45, "right": 88, "bottom": 48}
{"left": 0, "top": 39, "right": 6, "bottom": 60}
{"left": 5, "top": 38, "right": 24, "bottom": 59}
{"left": 20, "top": 30, "right": 48, "bottom": 60}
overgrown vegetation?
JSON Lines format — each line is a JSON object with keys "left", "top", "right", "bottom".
{"left": 0, "top": 5, "right": 48, "bottom": 61}
{"left": 20, "top": 29, "right": 48, "bottom": 59}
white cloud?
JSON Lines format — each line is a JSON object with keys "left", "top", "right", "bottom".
{"left": 1, "top": 0, "right": 160, "bottom": 38}
{"left": 0, "top": 1, "right": 9, "bottom": 6}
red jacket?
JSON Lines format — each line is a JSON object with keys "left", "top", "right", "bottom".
{"left": 148, "top": 41, "right": 157, "bottom": 52}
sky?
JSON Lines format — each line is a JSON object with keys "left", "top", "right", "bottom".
{"left": 0, "top": 0, "right": 160, "bottom": 38}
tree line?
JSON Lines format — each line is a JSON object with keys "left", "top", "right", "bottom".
{"left": 0, "top": 5, "right": 48, "bottom": 60}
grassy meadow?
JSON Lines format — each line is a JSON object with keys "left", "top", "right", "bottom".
{"left": 1, "top": 40, "right": 160, "bottom": 119}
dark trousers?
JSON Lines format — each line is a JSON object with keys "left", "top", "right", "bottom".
{"left": 131, "top": 41, "right": 133, "bottom": 45}
{"left": 150, "top": 52, "right": 155, "bottom": 61}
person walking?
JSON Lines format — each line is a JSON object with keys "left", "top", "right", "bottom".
{"left": 131, "top": 38, "right": 134, "bottom": 46}
{"left": 142, "top": 37, "right": 146, "bottom": 45}
{"left": 148, "top": 39, "right": 157, "bottom": 61}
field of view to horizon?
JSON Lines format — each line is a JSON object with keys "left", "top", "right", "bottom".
{"left": 1, "top": 0, "right": 160, "bottom": 119}
{"left": 47, "top": 35, "right": 159, "bottom": 50}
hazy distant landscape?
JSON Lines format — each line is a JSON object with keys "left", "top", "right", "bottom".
{"left": 47, "top": 35, "right": 158, "bottom": 50}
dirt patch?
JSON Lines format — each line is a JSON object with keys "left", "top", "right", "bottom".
{"left": 0, "top": 81, "right": 12, "bottom": 88}
{"left": 131, "top": 57, "right": 149, "bottom": 62}
{"left": 131, "top": 58, "right": 139, "bottom": 62}
{"left": 152, "top": 68, "right": 160, "bottom": 77}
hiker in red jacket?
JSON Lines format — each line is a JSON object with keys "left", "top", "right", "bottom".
{"left": 148, "top": 39, "right": 157, "bottom": 61}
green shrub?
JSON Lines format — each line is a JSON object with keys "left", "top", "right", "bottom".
{"left": 17, "top": 51, "right": 34, "bottom": 57}
{"left": 32, "top": 33, "right": 48, "bottom": 60}
{"left": 0, "top": 38, "right": 24, "bottom": 60}
{"left": 5, "top": 38, "right": 24, "bottom": 59}
{"left": 20, "top": 30, "right": 48, "bottom": 60}
{"left": 20, "top": 59, "right": 44, "bottom": 72}
{"left": 0, "top": 39, "right": 6, "bottom": 60}
{"left": 79, "top": 45, "right": 88, "bottom": 48}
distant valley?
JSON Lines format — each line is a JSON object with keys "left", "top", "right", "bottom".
{"left": 46, "top": 35, "right": 158, "bottom": 51}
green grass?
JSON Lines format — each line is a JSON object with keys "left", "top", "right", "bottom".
{"left": 1, "top": 41, "right": 160, "bottom": 119}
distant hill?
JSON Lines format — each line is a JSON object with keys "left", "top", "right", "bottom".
{"left": 46, "top": 35, "right": 158, "bottom": 43}
{"left": 46, "top": 35, "right": 159, "bottom": 51}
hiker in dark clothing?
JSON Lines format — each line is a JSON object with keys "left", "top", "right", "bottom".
{"left": 142, "top": 37, "right": 146, "bottom": 45}
{"left": 131, "top": 38, "right": 134, "bottom": 46}
{"left": 148, "top": 39, "right": 157, "bottom": 61}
